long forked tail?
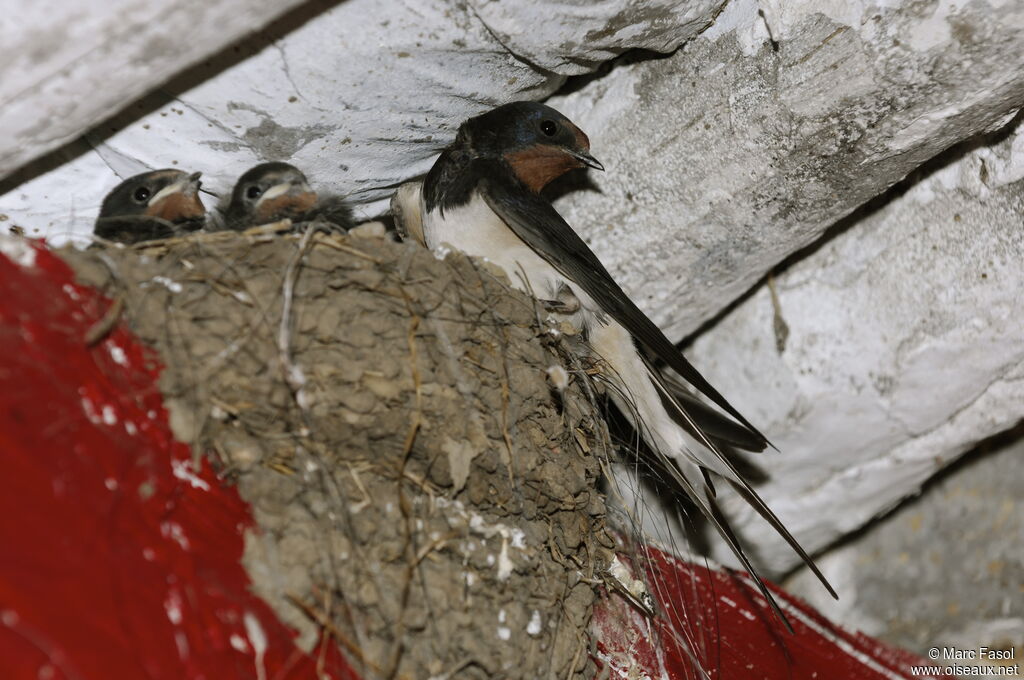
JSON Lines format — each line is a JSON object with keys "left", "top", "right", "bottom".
{"left": 645, "top": 358, "right": 839, "bottom": 601}
{"left": 585, "top": 316, "right": 835, "bottom": 631}
{"left": 663, "top": 459, "right": 799, "bottom": 632}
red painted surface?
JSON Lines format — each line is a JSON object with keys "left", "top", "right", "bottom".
{"left": 592, "top": 549, "right": 934, "bottom": 679}
{"left": 0, "top": 240, "right": 933, "bottom": 680}
{"left": 0, "top": 242, "right": 356, "bottom": 680}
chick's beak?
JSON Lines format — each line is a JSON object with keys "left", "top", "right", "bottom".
{"left": 148, "top": 172, "right": 201, "bottom": 206}
{"left": 145, "top": 172, "right": 206, "bottom": 222}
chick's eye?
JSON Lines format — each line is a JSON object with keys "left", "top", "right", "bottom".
{"left": 540, "top": 120, "right": 558, "bottom": 137}
{"left": 246, "top": 185, "right": 263, "bottom": 200}
{"left": 133, "top": 187, "right": 151, "bottom": 203}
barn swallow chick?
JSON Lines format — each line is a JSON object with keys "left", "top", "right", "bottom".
{"left": 94, "top": 169, "right": 205, "bottom": 244}
{"left": 224, "top": 162, "right": 352, "bottom": 232}
{"left": 416, "top": 101, "right": 836, "bottom": 629}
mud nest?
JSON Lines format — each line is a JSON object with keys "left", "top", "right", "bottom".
{"left": 63, "top": 224, "right": 618, "bottom": 679}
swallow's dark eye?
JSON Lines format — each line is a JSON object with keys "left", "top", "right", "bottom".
{"left": 133, "top": 187, "right": 151, "bottom": 203}
{"left": 540, "top": 120, "right": 558, "bottom": 137}
{"left": 246, "top": 186, "right": 263, "bottom": 200}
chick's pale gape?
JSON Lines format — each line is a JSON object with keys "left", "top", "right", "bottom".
{"left": 406, "top": 101, "right": 836, "bottom": 630}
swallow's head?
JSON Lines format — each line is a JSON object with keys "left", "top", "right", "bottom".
{"left": 99, "top": 169, "right": 205, "bottom": 226}
{"left": 460, "top": 101, "right": 603, "bottom": 192}
{"left": 227, "top": 162, "right": 317, "bottom": 225}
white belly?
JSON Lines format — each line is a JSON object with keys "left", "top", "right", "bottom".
{"left": 422, "top": 192, "right": 564, "bottom": 301}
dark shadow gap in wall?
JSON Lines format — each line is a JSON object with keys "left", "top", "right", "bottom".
{"left": 679, "top": 107, "right": 1024, "bottom": 349}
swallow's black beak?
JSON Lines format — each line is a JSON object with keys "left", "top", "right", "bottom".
{"left": 571, "top": 149, "right": 604, "bottom": 172}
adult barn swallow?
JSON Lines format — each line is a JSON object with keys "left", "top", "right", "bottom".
{"left": 416, "top": 101, "right": 836, "bottom": 628}
{"left": 395, "top": 180, "right": 771, "bottom": 455}
{"left": 94, "top": 170, "right": 205, "bottom": 244}
{"left": 224, "top": 162, "right": 351, "bottom": 231}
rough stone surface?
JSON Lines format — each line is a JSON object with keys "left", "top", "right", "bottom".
{"left": 786, "top": 430, "right": 1024, "bottom": 664}
{"left": 551, "top": 0, "right": 1024, "bottom": 340}
{"left": 687, "top": 114, "right": 1024, "bottom": 574}
{"left": 0, "top": 0, "right": 718, "bottom": 244}
{"left": 466, "top": 0, "right": 723, "bottom": 74}
{"left": 0, "top": 0, "right": 311, "bottom": 177}
{"left": 62, "top": 228, "right": 616, "bottom": 679}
